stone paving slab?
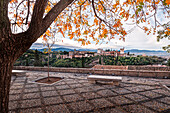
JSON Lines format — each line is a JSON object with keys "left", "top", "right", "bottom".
{"left": 124, "top": 93, "right": 149, "bottom": 102}
{"left": 96, "top": 89, "right": 117, "bottom": 97}
{"left": 9, "top": 71, "right": 170, "bottom": 113}
{"left": 122, "top": 104, "right": 155, "bottom": 113}
{"left": 62, "top": 94, "right": 84, "bottom": 103}
{"left": 22, "top": 92, "right": 40, "bottom": 99}
{"left": 45, "top": 104, "right": 70, "bottom": 113}
{"left": 20, "top": 107, "right": 44, "bottom": 113}
{"left": 66, "top": 101, "right": 94, "bottom": 112}
{"left": 107, "top": 95, "right": 133, "bottom": 105}
{"left": 44, "top": 96, "right": 63, "bottom": 105}
{"left": 55, "top": 85, "right": 70, "bottom": 90}
{"left": 142, "top": 100, "right": 170, "bottom": 112}
{"left": 42, "top": 90, "right": 59, "bottom": 97}
{"left": 20, "top": 99, "right": 42, "bottom": 108}
{"left": 81, "top": 92, "right": 102, "bottom": 100}
{"left": 156, "top": 96, "right": 170, "bottom": 105}
{"left": 89, "top": 98, "right": 114, "bottom": 108}
{"left": 92, "top": 107, "right": 127, "bottom": 113}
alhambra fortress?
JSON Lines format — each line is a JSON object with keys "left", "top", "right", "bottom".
{"left": 56, "top": 48, "right": 127, "bottom": 59}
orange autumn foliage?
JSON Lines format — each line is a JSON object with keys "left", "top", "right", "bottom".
{"left": 8, "top": 0, "right": 170, "bottom": 47}
{"left": 165, "top": 0, "right": 170, "bottom": 5}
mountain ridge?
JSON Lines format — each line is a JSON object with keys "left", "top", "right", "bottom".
{"left": 31, "top": 47, "right": 167, "bottom": 52}
{"left": 31, "top": 47, "right": 97, "bottom": 52}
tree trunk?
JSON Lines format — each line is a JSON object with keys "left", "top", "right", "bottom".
{"left": 0, "top": 22, "right": 33, "bottom": 113}
{"left": 0, "top": 60, "right": 14, "bottom": 113}
{"left": 0, "top": 35, "right": 33, "bottom": 112}
{"left": 0, "top": 0, "right": 14, "bottom": 111}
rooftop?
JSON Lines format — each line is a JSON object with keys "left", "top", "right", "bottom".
{"left": 9, "top": 71, "right": 170, "bottom": 113}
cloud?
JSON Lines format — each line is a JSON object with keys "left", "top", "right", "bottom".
{"left": 125, "top": 28, "right": 169, "bottom": 50}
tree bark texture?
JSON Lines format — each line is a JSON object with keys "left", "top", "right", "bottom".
{"left": 0, "top": 0, "right": 74, "bottom": 112}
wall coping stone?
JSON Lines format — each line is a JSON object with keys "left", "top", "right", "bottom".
{"left": 13, "top": 66, "right": 170, "bottom": 78}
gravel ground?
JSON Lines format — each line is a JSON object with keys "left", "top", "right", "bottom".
{"left": 9, "top": 71, "right": 170, "bottom": 113}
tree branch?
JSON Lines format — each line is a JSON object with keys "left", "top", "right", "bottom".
{"left": 25, "top": 0, "right": 30, "bottom": 25}
{"left": 27, "top": 0, "right": 48, "bottom": 36}
{"left": 41, "top": 0, "right": 75, "bottom": 36}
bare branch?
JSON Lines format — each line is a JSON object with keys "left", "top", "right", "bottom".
{"left": 25, "top": 0, "right": 30, "bottom": 25}
{"left": 15, "top": 0, "right": 26, "bottom": 24}
{"left": 91, "top": 0, "right": 118, "bottom": 33}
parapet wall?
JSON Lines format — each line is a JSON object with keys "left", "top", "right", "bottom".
{"left": 128, "top": 65, "right": 170, "bottom": 71}
{"left": 92, "top": 65, "right": 128, "bottom": 70}
{"left": 92, "top": 65, "right": 170, "bottom": 71}
{"left": 13, "top": 66, "right": 170, "bottom": 78}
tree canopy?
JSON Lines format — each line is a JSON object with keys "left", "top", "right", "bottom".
{"left": 8, "top": 0, "right": 170, "bottom": 49}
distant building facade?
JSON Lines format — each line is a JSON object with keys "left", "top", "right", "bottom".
{"left": 95, "top": 48, "right": 127, "bottom": 57}
{"left": 57, "top": 48, "right": 128, "bottom": 59}
{"left": 58, "top": 49, "right": 94, "bottom": 59}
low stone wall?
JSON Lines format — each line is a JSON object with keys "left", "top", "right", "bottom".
{"left": 92, "top": 65, "right": 128, "bottom": 70}
{"left": 13, "top": 66, "right": 170, "bottom": 78}
{"left": 92, "top": 65, "right": 170, "bottom": 71}
{"left": 128, "top": 66, "right": 170, "bottom": 71}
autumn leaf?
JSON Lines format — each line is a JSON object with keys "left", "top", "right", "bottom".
{"left": 58, "top": 28, "right": 65, "bottom": 37}
{"left": 39, "top": 35, "right": 43, "bottom": 38}
{"left": 94, "top": 18, "right": 98, "bottom": 25}
{"left": 143, "top": 27, "right": 149, "bottom": 32}
{"left": 63, "top": 24, "right": 67, "bottom": 31}
{"left": 76, "top": 24, "right": 80, "bottom": 28}
{"left": 45, "top": 30, "right": 51, "bottom": 36}
{"left": 43, "top": 35, "right": 47, "bottom": 41}
{"left": 45, "top": 5, "right": 51, "bottom": 13}
{"left": 102, "top": 29, "right": 108, "bottom": 35}
{"left": 10, "top": 0, "right": 17, "bottom": 3}
{"left": 69, "top": 32, "right": 74, "bottom": 39}
{"left": 82, "top": 40, "right": 85, "bottom": 45}
{"left": 165, "top": 0, "right": 170, "bottom": 5}
{"left": 77, "top": 38, "right": 83, "bottom": 41}
{"left": 83, "top": 30, "right": 88, "bottom": 35}
{"left": 165, "top": 28, "right": 170, "bottom": 35}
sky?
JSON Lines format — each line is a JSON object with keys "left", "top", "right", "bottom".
{"left": 34, "top": 27, "right": 169, "bottom": 50}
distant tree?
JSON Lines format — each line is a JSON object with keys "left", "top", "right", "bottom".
{"left": 63, "top": 51, "right": 69, "bottom": 55}
{"left": 82, "top": 57, "right": 85, "bottom": 68}
{"left": 99, "top": 56, "right": 102, "bottom": 64}
{"left": 105, "top": 49, "right": 111, "bottom": 52}
{"left": 168, "top": 59, "right": 170, "bottom": 66}
{"left": 34, "top": 49, "right": 42, "bottom": 66}
{"left": 25, "top": 59, "right": 29, "bottom": 66}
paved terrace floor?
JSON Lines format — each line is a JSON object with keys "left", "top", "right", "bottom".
{"left": 9, "top": 71, "right": 170, "bottom": 113}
